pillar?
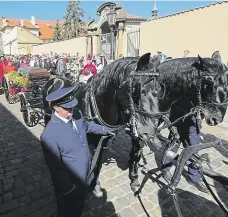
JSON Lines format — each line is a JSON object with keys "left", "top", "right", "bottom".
{"left": 86, "top": 34, "right": 92, "bottom": 56}
{"left": 117, "top": 22, "right": 124, "bottom": 58}
{"left": 95, "top": 34, "right": 101, "bottom": 56}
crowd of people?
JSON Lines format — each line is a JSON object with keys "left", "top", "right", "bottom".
{"left": 0, "top": 53, "right": 108, "bottom": 86}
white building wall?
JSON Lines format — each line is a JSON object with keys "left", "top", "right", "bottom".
{"left": 2, "top": 27, "right": 18, "bottom": 55}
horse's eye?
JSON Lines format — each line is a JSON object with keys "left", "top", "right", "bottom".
{"left": 142, "top": 89, "right": 147, "bottom": 95}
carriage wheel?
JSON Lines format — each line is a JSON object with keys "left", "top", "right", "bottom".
{"left": 20, "top": 96, "right": 40, "bottom": 127}
{"left": 2, "top": 78, "right": 19, "bottom": 104}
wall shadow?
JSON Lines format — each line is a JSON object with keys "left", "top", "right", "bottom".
{"left": 0, "top": 103, "right": 119, "bottom": 217}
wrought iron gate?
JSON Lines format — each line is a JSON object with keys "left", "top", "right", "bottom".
{"left": 127, "top": 29, "right": 140, "bottom": 57}
{"left": 100, "top": 33, "right": 111, "bottom": 60}
{"left": 99, "top": 33, "right": 116, "bottom": 60}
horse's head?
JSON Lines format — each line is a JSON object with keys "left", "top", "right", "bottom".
{"left": 131, "top": 53, "right": 161, "bottom": 146}
{"left": 191, "top": 52, "right": 228, "bottom": 125}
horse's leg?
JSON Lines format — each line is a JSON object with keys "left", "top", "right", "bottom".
{"left": 129, "top": 137, "right": 143, "bottom": 192}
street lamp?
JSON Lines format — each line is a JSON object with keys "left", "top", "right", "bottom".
{"left": 106, "top": 8, "right": 116, "bottom": 60}
{"left": 9, "top": 42, "right": 12, "bottom": 55}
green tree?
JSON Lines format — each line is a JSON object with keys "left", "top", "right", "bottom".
{"left": 52, "top": 20, "right": 62, "bottom": 41}
{"left": 62, "top": 0, "right": 86, "bottom": 39}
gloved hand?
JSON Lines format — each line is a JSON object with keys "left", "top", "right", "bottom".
{"left": 107, "top": 131, "right": 116, "bottom": 137}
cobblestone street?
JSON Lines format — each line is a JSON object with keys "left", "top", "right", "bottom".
{"left": 0, "top": 93, "right": 228, "bottom": 217}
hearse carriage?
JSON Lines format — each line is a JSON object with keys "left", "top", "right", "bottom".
{"left": 3, "top": 67, "right": 50, "bottom": 127}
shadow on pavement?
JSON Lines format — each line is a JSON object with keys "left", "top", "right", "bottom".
{"left": 87, "top": 130, "right": 132, "bottom": 172}
{"left": 0, "top": 103, "right": 119, "bottom": 217}
{"left": 202, "top": 133, "right": 228, "bottom": 158}
{"left": 158, "top": 188, "right": 227, "bottom": 217}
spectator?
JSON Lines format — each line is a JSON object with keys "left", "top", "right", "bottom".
{"left": 19, "top": 57, "right": 29, "bottom": 68}
{"left": 0, "top": 55, "right": 5, "bottom": 85}
{"left": 4, "top": 60, "right": 16, "bottom": 74}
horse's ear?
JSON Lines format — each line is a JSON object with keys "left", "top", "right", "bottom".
{"left": 136, "top": 53, "right": 151, "bottom": 71}
{"left": 212, "top": 51, "right": 222, "bottom": 63}
{"left": 192, "top": 55, "right": 205, "bottom": 70}
{"left": 198, "top": 55, "right": 205, "bottom": 67}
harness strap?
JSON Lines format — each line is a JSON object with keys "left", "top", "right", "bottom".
{"left": 86, "top": 135, "right": 109, "bottom": 181}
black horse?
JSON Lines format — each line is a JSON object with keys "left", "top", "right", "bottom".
{"left": 157, "top": 51, "right": 228, "bottom": 125}
{"left": 43, "top": 53, "right": 166, "bottom": 192}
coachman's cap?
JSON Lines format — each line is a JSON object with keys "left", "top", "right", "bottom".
{"left": 46, "top": 87, "right": 78, "bottom": 108}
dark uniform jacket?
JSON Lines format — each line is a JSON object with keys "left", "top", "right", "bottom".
{"left": 40, "top": 111, "right": 108, "bottom": 194}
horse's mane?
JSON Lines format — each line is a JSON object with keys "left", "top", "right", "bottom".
{"left": 158, "top": 57, "right": 224, "bottom": 93}
{"left": 86, "top": 57, "right": 139, "bottom": 95}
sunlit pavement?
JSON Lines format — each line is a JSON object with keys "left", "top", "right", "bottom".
{"left": 0, "top": 93, "right": 227, "bottom": 217}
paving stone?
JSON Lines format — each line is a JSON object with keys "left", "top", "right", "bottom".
{"left": 29, "top": 201, "right": 40, "bottom": 212}
{"left": 4, "top": 165, "right": 15, "bottom": 172}
{"left": 37, "top": 194, "right": 55, "bottom": 208}
{"left": 3, "top": 178, "right": 15, "bottom": 185}
{"left": 12, "top": 204, "right": 31, "bottom": 217}
{"left": 28, "top": 210, "right": 45, "bottom": 217}
{"left": 25, "top": 184, "right": 34, "bottom": 194}
{"left": 118, "top": 207, "right": 138, "bottom": 217}
{"left": 14, "top": 187, "right": 25, "bottom": 198}
{"left": 0, "top": 199, "right": 20, "bottom": 214}
{"left": 115, "top": 196, "right": 132, "bottom": 208}
{"left": 30, "top": 190, "right": 44, "bottom": 200}
{"left": 19, "top": 194, "right": 32, "bottom": 205}
{"left": 130, "top": 202, "right": 146, "bottom": 215}
{"left": 0, "top": 157, "right": 7, "bottom": 163}
{"left": 3, "top": 184, "right": 14, "bottom": 192}
{"left": 5, "top": 170, "right": 18, "bottom": 177}
{"left": 41, "top": 203, "right": 56, "bottom": 217}
{"left": 14, "top": 179, "right": 25, "bottom": 188}
{"left": 3, "top": 192, "right": 13, "bottom": 202}
{"left": 0, "top": 174, "right": 5, "bottom": 180}
{"left": 33, "top": 174, "right": 42, "bottom": 182}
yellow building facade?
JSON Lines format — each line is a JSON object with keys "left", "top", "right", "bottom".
{"left": 140, "top": 1, "right": 228, "bottom": 63}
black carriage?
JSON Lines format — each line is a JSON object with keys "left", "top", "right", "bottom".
{"left": 18, "top": 67, "right": 50, "bottom": 127}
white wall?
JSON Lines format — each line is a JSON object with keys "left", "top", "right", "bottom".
{"left": 2, "top": 27, "right": 18, "bottom": 54}
{"left": 123, "top": 21, "right": 140, "bottom": 57}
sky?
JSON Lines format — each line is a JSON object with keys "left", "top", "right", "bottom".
{"left": 0, "top": 1, "right": 218, "bottom": 22}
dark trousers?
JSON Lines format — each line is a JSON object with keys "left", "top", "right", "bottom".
{"left": 162, "top": 116, "right": 201, "bottom": 182}
{"left": 55, "top": 187, "right": 87, "bottom": 217}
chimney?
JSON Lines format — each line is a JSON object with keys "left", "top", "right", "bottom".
{"left": 31, "top": 16, "right": 36, "bottom": 26}
{"left": 20, "top": 19, "right": 24, "bottom": 27}
{"left": 2, "top": 17, "right": 7, "bottom": 27}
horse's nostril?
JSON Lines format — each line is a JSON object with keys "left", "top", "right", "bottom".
{"left": 211, "top": 117, "right": 219, "bottom": 125}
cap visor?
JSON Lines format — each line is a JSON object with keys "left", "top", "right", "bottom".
{"left": 60, "top": 98, "right": 78, "bottom": 108}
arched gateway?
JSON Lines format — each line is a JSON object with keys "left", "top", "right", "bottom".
{"left": 86, "top": 2, "right": 146, "bottom": 61}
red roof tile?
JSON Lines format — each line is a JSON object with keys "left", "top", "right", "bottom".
{"left": 0, "top": 18, "right": 64, "bottom": 40}
{"left": 127, "top": 14, "right": 146, "bottom": 21}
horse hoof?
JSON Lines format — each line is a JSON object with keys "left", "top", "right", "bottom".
{"left": 142, "top": 167, "right": 148, "bottom": 174}
{"left": 130, "top": 181, "right": 140, "bottom": 194}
